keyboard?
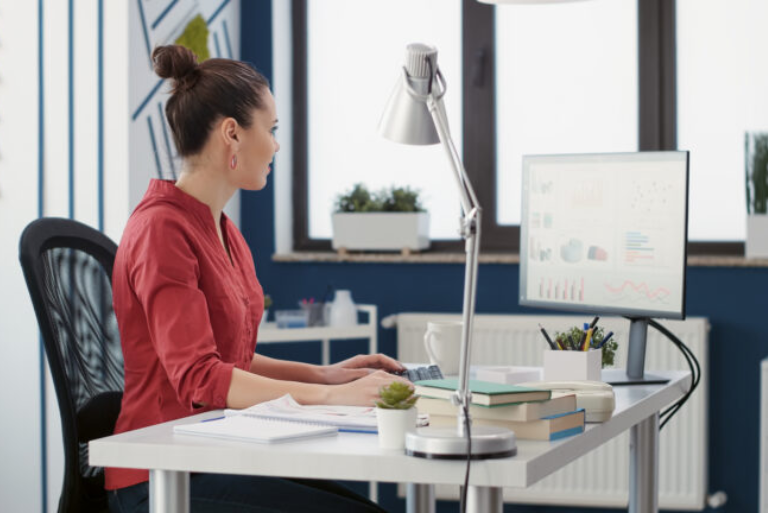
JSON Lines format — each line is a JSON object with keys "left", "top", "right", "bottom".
{"left": 395, "top": 365, "right": 444, "bottom": 382}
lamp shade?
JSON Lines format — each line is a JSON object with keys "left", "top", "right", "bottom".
{"left": 378, "top": 43, "right": 451, "bottom": 146}
{"left": 378, "top": 76, "right": 439, "bottom": 145}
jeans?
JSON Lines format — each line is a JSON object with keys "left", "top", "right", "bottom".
{"left": 108, "top": 474, "right": 388, "bottom": 513}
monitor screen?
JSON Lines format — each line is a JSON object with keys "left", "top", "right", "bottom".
{"left": 519, "top": 151, "right": 689, "bottom": 320}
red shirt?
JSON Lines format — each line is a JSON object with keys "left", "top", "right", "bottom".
{"left": 105, "top": 180, "right": 264, "bottom": 490}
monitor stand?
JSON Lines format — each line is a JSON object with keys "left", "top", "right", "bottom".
{"left": 603, "top": 317, "right": 669, "bottom": 386}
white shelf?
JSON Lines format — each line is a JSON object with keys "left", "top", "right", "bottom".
{"left": 255, "top": 305, "right": 378, "bottom": 366}
{"left": 258, "top": 324, "right": 375, "bottom": 343}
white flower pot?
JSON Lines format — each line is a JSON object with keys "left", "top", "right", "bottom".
{"left": 747, "top": 214, "right": 768, "bottom": 258}
{"left": 331, "top": 213, "right": 430, "bottom": 252}
{"left": 376, "top": 407, "right": 417, "bottom": 450}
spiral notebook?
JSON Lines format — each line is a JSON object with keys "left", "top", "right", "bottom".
{"left": 173, "top": 415, "right": 338, "bottom": 444}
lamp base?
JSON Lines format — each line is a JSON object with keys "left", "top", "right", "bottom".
{"left": 405, "top": 425, "right": 517, "bottom": 460}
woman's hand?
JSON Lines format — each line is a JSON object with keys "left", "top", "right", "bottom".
{"left": 326, "top": 370, "right": 411, "bottom": 406}
{"left": 322, "top": 353, "right": 406, "bottom": 385}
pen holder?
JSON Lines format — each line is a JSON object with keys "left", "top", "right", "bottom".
{"left": 543, "top": 349, "right": 602, "bottom": 381}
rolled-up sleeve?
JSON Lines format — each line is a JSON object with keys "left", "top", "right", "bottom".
{"left": 129, "top": 217, "right": 236, "bottom": 410}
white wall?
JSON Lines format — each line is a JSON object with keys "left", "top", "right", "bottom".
{"left": 0, "top": 2, "right": 44, "bottom": 511}
{"left": 0, "top": 0, "right": 239, "bottom": 510}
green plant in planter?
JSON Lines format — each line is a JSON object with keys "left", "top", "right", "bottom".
{"left": 554, "top": 326, "right": 618, "bottom": 368}
{"left": 334, "top": 183, "right": 425, "bottom": 213}
{"left": 375, "top": 381, "right": 418, "bottom": 410}
{"left": 381, "top": 186, "right": 424, "bottom": 212}
{"left": 746, "top": 132, "right": 768, "bottom": 214}
{"left": 335, "top": 183, "right": 381, "bottom": 212}
{"left": 175, "top": 14, "right": 210, "bottom": 62}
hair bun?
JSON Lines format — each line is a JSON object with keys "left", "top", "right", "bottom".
{"left": 152, "top": 45, "right": 198, "bottom": 87}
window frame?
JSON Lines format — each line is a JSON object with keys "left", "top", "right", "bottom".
{"left": 291, "top": 0, "right": 744, "bottom": 256}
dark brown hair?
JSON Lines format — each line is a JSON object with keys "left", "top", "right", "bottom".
{"left": 152, "top": 45, "right": 270, "bottom": 157}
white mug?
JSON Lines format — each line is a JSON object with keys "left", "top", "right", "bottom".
{"left": 423, "top": 321, "right": 463, "bottom": 375}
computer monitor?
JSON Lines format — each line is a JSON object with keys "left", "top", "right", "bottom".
{"left": 519, "top": 151, "right": 689, "bottom": 384}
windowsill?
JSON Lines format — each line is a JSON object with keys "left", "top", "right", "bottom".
{"left": 272, "top": 252, "right": 768, "bottom": 267}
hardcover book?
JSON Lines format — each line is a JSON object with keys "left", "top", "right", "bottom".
{"left": 429, "top": 408, "right": 585, "bottom": 441}
{"left": 416, "top": 394, "right": 577, "bottom": 422}
{"left": 414, "top": 379, "right": 551, "bottom": 406}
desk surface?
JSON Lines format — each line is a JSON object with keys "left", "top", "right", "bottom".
{"left": 90, "top": 371, "right": 690, "bottom": 489}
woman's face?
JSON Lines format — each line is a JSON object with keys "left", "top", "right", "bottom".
{"left": 233, "top": 89, "right": 280, "bottom": 191}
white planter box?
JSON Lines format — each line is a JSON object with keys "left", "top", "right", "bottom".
{"left": 747, "top": 214, "right": 768, "bottom": 258}
{"left": 331, "top": 212, "right": 430, "bottom": 252}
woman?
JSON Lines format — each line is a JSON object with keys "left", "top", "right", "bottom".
{"left": 106, "top": 44, "right": 406, "bottom": 513}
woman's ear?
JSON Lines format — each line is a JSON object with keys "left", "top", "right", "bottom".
{"left": 220, "top": 117, "right": 240, "bottom": 149}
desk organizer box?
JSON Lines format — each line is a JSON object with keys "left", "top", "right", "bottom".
{"left": 543, "top": 349, "right": 601, "bottom": 381}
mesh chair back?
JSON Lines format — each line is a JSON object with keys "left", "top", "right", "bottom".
{"left": 19, "top": 218, "right": 124, "bottom": 513}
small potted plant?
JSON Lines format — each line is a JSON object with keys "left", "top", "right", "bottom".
{"left": 375, "top": 381, "right": 419, "bottom": 449}
{"left": 746, "top": 131, "right": 768, "bottom": 257}
{"left": 332, "top": 183, "right": 430, "bottom": 255}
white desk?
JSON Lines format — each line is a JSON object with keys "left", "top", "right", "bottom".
{"left": 90, "top": 371, "right": 690, "bottom": 513}
{"left": 257, "top": 304, "right": 377, "bottom": 365}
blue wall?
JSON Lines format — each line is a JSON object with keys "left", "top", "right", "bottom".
{"left": 241, "top": 3, "right": 764, "bottom": 511}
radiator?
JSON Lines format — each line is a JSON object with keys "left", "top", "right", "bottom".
{"left": 387, "top": 313, "right": 709, "bottom": 510}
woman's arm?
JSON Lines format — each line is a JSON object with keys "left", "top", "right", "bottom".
{"left": 249, "top": 353, "right": 325, "bottom": 383}
{"left": 226, "top": 367, "right": 409, "bottom": 408}
{"left": 249, "top": 353, "right": 406, "bottom": 384}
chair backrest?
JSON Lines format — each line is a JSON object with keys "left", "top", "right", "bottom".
{"left": 19, "top": 218, "right": 124, "bottom": 513}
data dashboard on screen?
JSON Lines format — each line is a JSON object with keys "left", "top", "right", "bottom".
{"left": 519, "top": 151, "right": 689, "bottom": 320}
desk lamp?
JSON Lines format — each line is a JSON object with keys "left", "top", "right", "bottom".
{"left": 378, "top": 43, "right": 516, "bottom": 460}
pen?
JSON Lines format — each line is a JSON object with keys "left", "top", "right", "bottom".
{"left": 579, "top": 322, "right": 588, "bottom": 350}
{"left": 568, "top": 333, "right": 578, "bottom": 351}
{"left": 202, "top": 416, "right": 225, "bottom": 423}
{"left": 538, "top": 323, "right": 557, "bottom": 350}
{"left": 589, "top": 316, "right": 600, "bottom": 329}
{"left": 596, "top": 331, "right": 614, "bottom": 349}
{"left": 583, "top": 328, "right": 593, "bottom": 351}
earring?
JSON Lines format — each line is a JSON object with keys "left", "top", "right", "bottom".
{"left": 230, "top": 155, "right": 237, "bottom": 170}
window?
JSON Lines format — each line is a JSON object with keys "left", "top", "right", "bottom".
{"left": 495, "top": 0, "right": 638, "bottom": 226}
{"left": 292, "top": 0, "right": 752, "bottom": 254}
{"left": 301, "top": 0, "right": 463, "bottom": 246}
{"left": 677, "top": 0, "right": 768, "bottom": 242}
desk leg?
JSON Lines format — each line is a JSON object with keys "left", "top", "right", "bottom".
{"left": 629, "top": 412, "right": 659, "bottom": 513}
{"left": 466, "top": 486, "right": 503, "bottom": 513}
{"left": 149, "top": 469, "right": 189, "bottom": 513}
{"left": 407, "top": 483, "right": 435, "bottom": 513}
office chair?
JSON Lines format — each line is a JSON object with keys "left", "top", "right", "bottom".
{"left": 19, "top": 218, "right": 124, "bottom": 513}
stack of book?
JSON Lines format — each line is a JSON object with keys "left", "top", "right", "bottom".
{"left": 414, "top": 379, "right": 585, "bottom": 441}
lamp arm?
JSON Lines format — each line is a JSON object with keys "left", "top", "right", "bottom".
{"left": 426, "top": 93, "right": 481, "bottom": 435}
{"left": 425, "top": 95, "right": 475, "bottom": 215}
